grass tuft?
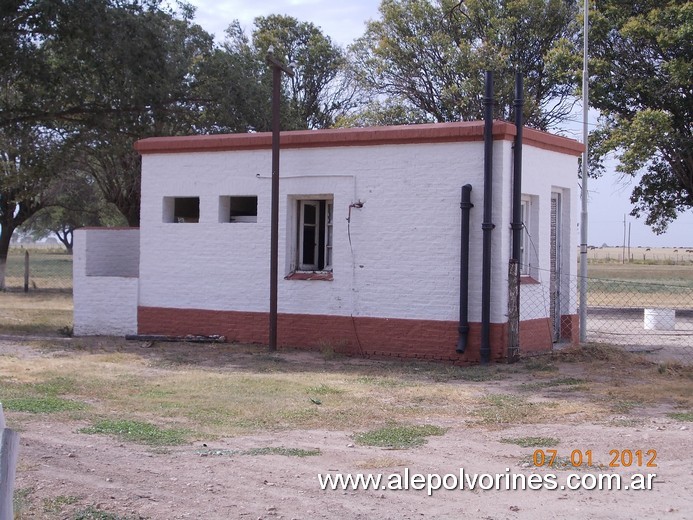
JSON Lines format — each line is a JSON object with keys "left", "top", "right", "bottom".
{"left": 43, "top": 495, "right": 80, "bottom": 513}
{"left": 500, "top": 436, "right": 560, "bottom": 447}
{"left": 474, "top": 394, "right": 542, "bottom": 425}
{"left": 355, "top": 424, "right": 446, "bottom": 449}
{"left": 242, "top": 446, "right": 321, "bottom": 457}
{"left": 2, "top": 396, "right": 85, "bottom": 414}
{"left": 667, "top": 412, "right": 693, "bottom": 422}
{"left": 72, "top": 506, "right": 147, "bottom": 520}
{"left": 79, "top": 419, "right": 190, "bottom": 446}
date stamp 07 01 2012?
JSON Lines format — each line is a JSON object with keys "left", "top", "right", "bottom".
{"left": 532, "top": 449, "right": 658, "bottom": 469}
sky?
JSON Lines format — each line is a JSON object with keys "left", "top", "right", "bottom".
{"left": 184, "top": 0, "right": 693, "bottom": 248}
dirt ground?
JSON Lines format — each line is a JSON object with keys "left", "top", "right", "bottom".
{"left": 2, "top": 338, "right": 692, "bottom": 520}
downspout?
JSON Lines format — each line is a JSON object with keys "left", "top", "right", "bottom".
{"left": 457, "top": 184, "right": 473, "bottom": 354}
{"left": 480, "top": 70, "right": 495, "bottom": 364}
{"left": 508, "top": 72, "right": 524, "bottom": 362}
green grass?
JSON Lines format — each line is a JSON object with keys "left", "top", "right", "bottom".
{"left": 500, "top": 436, "right": 560, "bottom": 448}
{"left": 355, "top": 424, "right": 446, "bottom": 449}
{"left": 79, "top": 419, "right": 190, "bottom": 446}
{"left": 44, "top": 494, "right": 81, "bottom": 513}
{"left": 1, "top": 396, "right": 85, "bottom": 413}
{"left": 306, "top": 384, "right": 344, "bottom": 395}
{"left": 520, "top": 377, "right": 588, "bottom": 391}
{"left": 72, "top": 506, "right": 147, "bottom": 520}
{"left": 13, "top": 487, "right": 34, "bottom": 519}
{"left": 474, "top": 394, "right": 544, "bottom": 425}
{"left": 667, "top": 412, "right": 693, "bottom": 422}
{"left": 242, "top": 446, "right": 321, "bottom": 457}
{"left": 196, "top": 446, "right": 321, "bottom": 457}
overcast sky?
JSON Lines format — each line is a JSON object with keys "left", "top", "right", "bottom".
{"left": 184, "top": 0, "right": 692, "bottom": 247}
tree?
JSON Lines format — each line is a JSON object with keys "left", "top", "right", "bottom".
{"left": 0, "top": 124, "right": 61, "bottom": 288}
{"left": 20, "top": 172, "right": 125, "bottom": 252}
{"left": 222, "top": 15, "right": 355, "bottom": 130}
{"left": 589, "top": 0, "right": 692, "bottom": 233}
{"left": 349, "top": 0, "right": 581, "bottom": 130}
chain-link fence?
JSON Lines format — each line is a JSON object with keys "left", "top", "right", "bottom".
{"left": 522, "top": 266, "right": 693, "bottom": 364}
{"left": 2, "top": 248, "right": 73, "bottom": 292}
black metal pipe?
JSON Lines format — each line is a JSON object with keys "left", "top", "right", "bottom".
{"left": 269, "top": 64, "right": 281, "bottom": 351}
{"left": 511, "top": 73, "right": 524, "bottom": 262}
{"left": 457, "top": 184, "right": 473, "bottom": 353}
{"left": 480, "top": 70, "right": 495, "bottom": 364}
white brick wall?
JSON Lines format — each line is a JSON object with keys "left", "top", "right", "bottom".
{"left": 138, "top": 136, "right": 577, "bottom": 325}
{"left": 73, "top": 228, "right": 139, "bottom": 336}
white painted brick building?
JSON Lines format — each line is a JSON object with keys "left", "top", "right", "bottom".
{"left": 74, "top": 121, "right": 582, "bottom": 362}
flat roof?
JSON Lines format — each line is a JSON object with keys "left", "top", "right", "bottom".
{"left": 135, "top": 120, "right": 584, "bottom": 157}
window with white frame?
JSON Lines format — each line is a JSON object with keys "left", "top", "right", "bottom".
{"left": 520, "top": 195, "right": 537, "bottom": 276}
{"left": 296, "top": 198, "right": 333, "bottom": 271}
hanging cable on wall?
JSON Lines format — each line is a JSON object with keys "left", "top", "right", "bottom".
{"left": 346, "top": 201, "right": 364, "bottom": 251}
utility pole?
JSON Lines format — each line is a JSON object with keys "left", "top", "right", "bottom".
{"left": 579, "top": 0, "right": 589, "bottom": 343}
{"left": 266, "top": 46, "right": 295, "bottom": 351}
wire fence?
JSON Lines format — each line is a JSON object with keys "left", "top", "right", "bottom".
{"left": 522, "top": 266, "right": 693, "bottom": 365}
{"left": 2, "top": 248, "right": 73, "bottom": 292}
{"left": 2, "top": 248, "right": 692, "bottom": 365}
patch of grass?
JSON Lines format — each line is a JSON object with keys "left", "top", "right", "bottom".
{"left": 0, "top": 292, "right": 73, "bottom": 335}
{"left": 355, "top": 424, "right": 446, "bottom": 449}
{"left": 242, "top": 446, "right": 321, "bottom": 457}
{"left": 521, "top": 377, "right": 588, "bottom": 391}
{"left": 474, "top": 394, "right": 543, "bottom": 425}
{"left": 610, "top": 400, "right": 642, "bottom": 414}
{"left": 454, "top": 366, "right": 504, "bottom": 382}
{"left": 79, "top": 419, "right": 190, "bottom": 446}
{"left": 354, "top": 375, "right": 409, "bottom": 387}
{"left": 307, "top": 383, "right": 344, "bottom": 395}
{"left": 44, "top": 494, "right": 80, "bottom": 513}
{"left": 521, "top": 358, "right": 558, "bottom": 372}
{"left": 195, "top": 446, "right": 321, "bottom": 457}
{"left": 667, "top": 412, "right": 693, "bottom": 422}
{"left": 13, "top": 487, "right": 34, "bottom": 519}
{"left": 2, "top": 396, "right": 85, "bottom": 413}
{"left": 72, "top": 506, "right": 147, "bottom": 520}
{"left": 501, "top": 436, "right": 560, "bottom": 448}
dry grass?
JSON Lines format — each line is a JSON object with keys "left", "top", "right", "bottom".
{"left": 0, "top": 292, "right": 73, "bottom": 335}
{"left": 1, "top": 339, "right": 690, "bottom": 444}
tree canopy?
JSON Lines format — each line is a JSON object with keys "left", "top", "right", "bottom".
{"left": 589, "top": 0, "right": 692, "bottom": 233}
{"left": 348, "top": 0, "right": 581, "bottom": 130}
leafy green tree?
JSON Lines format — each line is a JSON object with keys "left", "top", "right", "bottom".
{"left": 20, "top": 173, "right": 125, "bottom": 252}
{"left": 0, "top": 124, "right": 61, "bottom": 288}
{"left": 589, "top": 0, "right": 692, "bottom": 233}
{"left": 349, "top": 0, "right": 581, "bottom": 130}
{"left": 222, "top": 15, "right": 355, "bottom": 130}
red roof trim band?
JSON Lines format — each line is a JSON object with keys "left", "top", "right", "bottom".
{"left": 134, "top": 121, "right": 583, "bottom": 157}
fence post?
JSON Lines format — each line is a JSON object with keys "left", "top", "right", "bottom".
{"left": 23, "top": 251, "right": 29, "bottom": 293}
{"left": 1, "top": 403, "right": 20, "bottom": 520}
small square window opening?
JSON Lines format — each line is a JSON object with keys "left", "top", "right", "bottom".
{"left": 163, "top": 197, "right": 200, "bottom": 223}
{"left": 221, "top": 196, "right": 258, "bottom": 223}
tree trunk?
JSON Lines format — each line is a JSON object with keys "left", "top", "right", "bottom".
{"left": 0, "top": 225, "right": 15, "bottom": 291}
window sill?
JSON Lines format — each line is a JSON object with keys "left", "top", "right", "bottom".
{"left": 285, "top": 271, "right": 333, "bottom": 281}
{"left": 520, "top": 276, "right": 540, "bottom": 285}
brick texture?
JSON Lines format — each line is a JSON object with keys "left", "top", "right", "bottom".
{"left": 138, "top": 306, "right": 551, "bottom": 363}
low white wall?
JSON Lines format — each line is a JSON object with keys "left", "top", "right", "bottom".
{"left": 73, "top": 228, "right": 139, "bottom": 336}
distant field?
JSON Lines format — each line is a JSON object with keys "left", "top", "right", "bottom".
{"left": 586, "top": 246, "right": 693, "bottom": 265}
{"left": 581, "top": 261, "right": 693, "bottom": 308}
{"left": 4, "top": 248, "right": 72, "bottom": 290}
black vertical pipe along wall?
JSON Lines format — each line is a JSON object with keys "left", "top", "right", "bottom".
{"left": 480, "top": 71, "right": 495, "bottom": 364}
{"left": 457, "top": 184, "right": 473, "bottom": 354}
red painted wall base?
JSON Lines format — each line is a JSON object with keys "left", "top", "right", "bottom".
{"left": 138, "top": 307, "right": 577, "bottom": 363}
